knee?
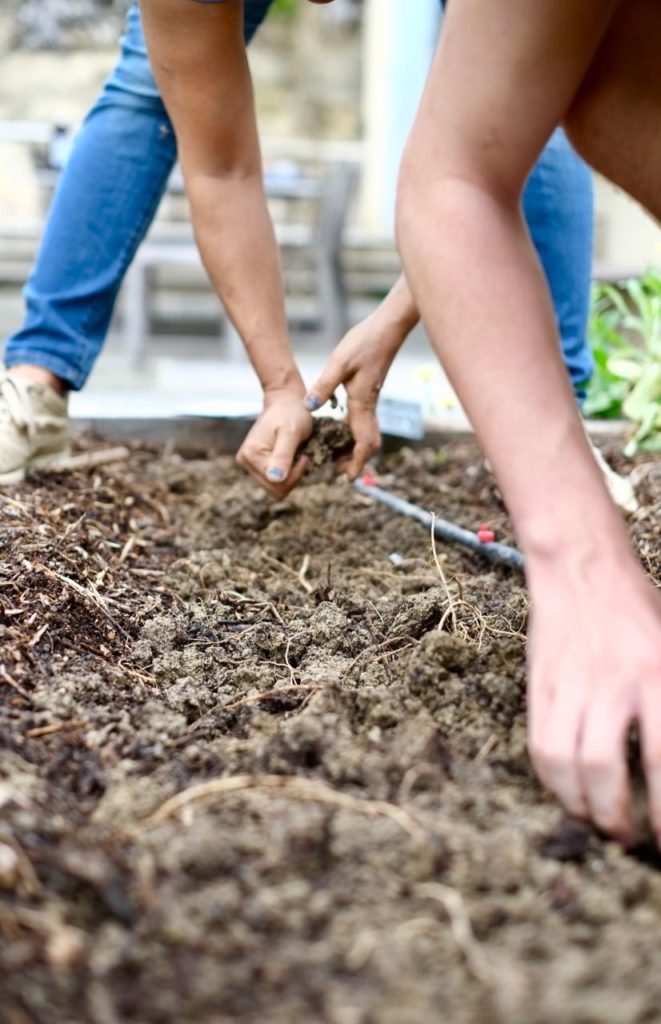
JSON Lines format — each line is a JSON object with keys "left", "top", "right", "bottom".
{"left": 395, "top": 147, "right": 458, "bottom": 258}
{"left": 396, "top": 154, "right": 519, "bottom": 267}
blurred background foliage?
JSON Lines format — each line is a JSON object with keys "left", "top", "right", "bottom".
{"left": 586, "top": 270, "right": 661, "bottom": 451}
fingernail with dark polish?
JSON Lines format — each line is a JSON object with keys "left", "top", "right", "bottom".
{"left": 304, "top": 395, "right": 320, "bottom": 411}
{"left": 266, "top": 467, "right": 285, "bottom": 481}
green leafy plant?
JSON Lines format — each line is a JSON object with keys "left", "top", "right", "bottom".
{"left": 271, "top": 0, "right": 299, "bottom": 15}
{"left": 584, "top": 269, "right": 661, "bottom": 454}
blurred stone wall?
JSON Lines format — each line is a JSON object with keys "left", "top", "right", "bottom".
{"left": 0, "top": 0, "right": 363, "bottom": 230}
{"left": 0, "top": 0, "right": 362, "bottom": 139}
{"left": 251, "top": 3, "right": 362, "bottom": 140}
{"left": 7, "top": 0, "right": 129, "bottom": 50}
{"left": 0, "top": 0, "right": 119, "bottom": 121}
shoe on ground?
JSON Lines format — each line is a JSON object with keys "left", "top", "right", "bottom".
{"left": 588, "top": 436, "right": 639, "bottom": 514}
{"left": 0, "top": 372, "right": 69, "bottom": 485}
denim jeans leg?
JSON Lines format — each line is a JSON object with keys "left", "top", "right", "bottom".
{"left": 4, "top": 0, "right": 273, "bottom": 390}
{"left": 523, "top": 128, "right": 595, "bottom": 402}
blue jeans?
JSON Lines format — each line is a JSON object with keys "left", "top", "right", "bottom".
{"left": 4, "top": 1, "right": 272, "bottom": 390}
{"left": 523, "top": 128, "right": 594, "bottom": 399}
{"left": 4, "top": 1, "right": 594, "bottom": 398}
{"left": 437, "top": 0, "right": 594, "bottom": 400}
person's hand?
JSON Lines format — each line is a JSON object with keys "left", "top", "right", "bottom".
{"left": 304, "top": 316, "right": 403, "bottom": 480}
{"left": 527, "top": 550, "right": 661, "bottom": 846}
{"left": 237, "top": 388, "right": 313, "bottom": 498}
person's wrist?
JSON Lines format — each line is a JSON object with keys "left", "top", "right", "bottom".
{"left": 522, "top": 506, "right": 638, "bottom": 588}
{"left": 365, "top": 309, "right": 411, "bottom": 354}
{"left": 262, "top": 369, "right": 306, "bottom": 403}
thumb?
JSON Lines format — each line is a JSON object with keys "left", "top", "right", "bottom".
{"left": 304, "top": 359, "right": 345, "bottom": 412}
{"left": 265, "top": 428, "right": 299, "bottom": 484}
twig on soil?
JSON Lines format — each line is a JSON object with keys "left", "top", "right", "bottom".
{"left": 0, "top": 836, "right": 42, "bottom": 897}
{"left": 61, "top": 512, "right": 87, "bottom": 541}
{"left": 130, "top": 774, "right": 430, "bottom": 846}
{"left": 60, "top": 446, "right": 130, "bottom": 471}
{"left": 343, "top": 635, "right": 417, "bottom": 682}
{"left": 139, "top": 491, "right": 171, "bottom": 526}
{"left": 298, "top": 554, "right": 314, "bottom": 594}
{"left": 220, "top": 592, "right": 288, "bottom": 628}
{"left": 27, "top": 622, "right": 49, "bottom": 648}
{"left": 0, "top": 665, "right": 32, "bottom": 702}
{"left": 263, "top": 601, "right": 287, "bottom": 627}
{"left": 415, "top": 882, "right": 493, "bottom": 984}
{"left": 0, "top": 904, "right": 86, "bottom": 972}
{"left": 0, "top": 493, "right": 34, "bottom": 519}
{"left": 371, "top": 643, "right": 415, "bottom": 667}
{"left": 398, "top": 764, "right": 445, "bottom": 802}
{"left": 284, "top": 630, "right": 306, "bottom": 684}
{"left": 474, "top": 733, "right": 498, "bottom": 764}
{"left": 482, "top": 622, "right": 527, "bottom": 643}
{"left": 118, "top": 534, "right": 137, "bottom": 566}
{"left": 430, "top": 514, "right": 458, "bottom": 635}
{"left": 435, "top": 592, "right": 523, "bottom": 652}
{"left": 263, "top": 553, "right": 315, "bottom": 596}
{"left": 25, "top": 719, "right": 85, "bottom": 740}
{"left": 38, "top": 566, "right": 130, "bottom": 640}
{"left": 439, "top": 598, "right": 486, "bottom": 646}
{"left": 88, "top": 980, "right": 122, "bottom": 1024}
{"left": 114, "top": 662, "right": 157, "bottom": 687}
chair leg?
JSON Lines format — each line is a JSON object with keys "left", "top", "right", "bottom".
{"left": 223, "top": 315, "right": 246, "bottom": 363}
{"left": 317, "top": 252, "right": 348, "bottom": 347}
{"left": 122, "top": 259, "right": 150, "bottom": 369}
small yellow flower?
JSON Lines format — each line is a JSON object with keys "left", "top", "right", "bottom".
{"left": 413, "top": 364, "right": 439, "bottom": 383}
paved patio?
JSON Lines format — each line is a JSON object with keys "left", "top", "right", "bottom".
{"left": 79, "top": 327, "right": 466, "bottom": 428}
{"left": 0, "top": 289, "right": 470, "bottom": 432}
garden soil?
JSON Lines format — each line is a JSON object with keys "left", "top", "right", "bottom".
{"left": 1, "top": 427, "right": 661, "bottom": 1024}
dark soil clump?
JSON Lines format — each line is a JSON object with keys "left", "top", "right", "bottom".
{"left": 1, "top": 437, "right": 660, "bottom": 1024}
{"left": 301, "top": 415, "right": 355, "bottom": 471}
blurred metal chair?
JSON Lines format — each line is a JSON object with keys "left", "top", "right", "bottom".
{"left": 120, "top": 160, "right": 358, "bottom": 367}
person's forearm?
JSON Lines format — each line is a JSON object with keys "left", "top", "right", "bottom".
{"left": 187, "top": 172, "right": 304, "bottom": 398}
{"left": 372, "top": 273, "right": 420, "bottom": 343}
{"left": 140, "top": 0, "right": 302, "bottom": 400}
{"left": 396, "top": 0, "right": 661, "bottom": 849}
{"left": 398, "top": 177, "right": 631, "bottom": 564}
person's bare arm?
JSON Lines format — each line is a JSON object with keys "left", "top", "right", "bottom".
{"left": 140, "top": 0, "right": 311, "bottom": 493}
{"left": 397, "top": 0, "right": 661, "bottom": 844}
{"left": 304, "top": 273, "right": 419, "bottom": 477}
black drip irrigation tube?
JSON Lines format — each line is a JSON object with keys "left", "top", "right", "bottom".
{"left": 353, "top": 480, "right": 525, "bottom": 571}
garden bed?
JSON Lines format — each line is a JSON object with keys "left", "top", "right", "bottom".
{"left": 1, "top": 432, "right": 661, "bottom": 1024}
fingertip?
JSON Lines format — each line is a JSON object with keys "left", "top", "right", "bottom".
{"left": 304, "top": 394, "right": 321, "bottom": 412}
{"left": 618, "top": 829, "right": 638, "bottom": 851}
{"left": 592, "top": 805, "right": 636, "bottom": 847}
{"left": 346, "top": 452, "right": 371, "bottom": 482}
{"left": 266, "top": 466, "right": 286, "bottom": 482}
{"left": 334, "top": 461, "right": 355, "bottom": 485}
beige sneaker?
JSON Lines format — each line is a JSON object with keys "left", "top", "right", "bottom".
{"left": 0, "top": 373, "right": 69, "bottom": 485}
{"left": 588, "top": 436, "right": 639, "bottom": 514}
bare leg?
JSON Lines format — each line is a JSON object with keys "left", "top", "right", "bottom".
{"left": 397, "top": 0, "right": 661, "bottom": 844}
{"left": 566, "top": 0, "right": 661, "bottom": 221}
